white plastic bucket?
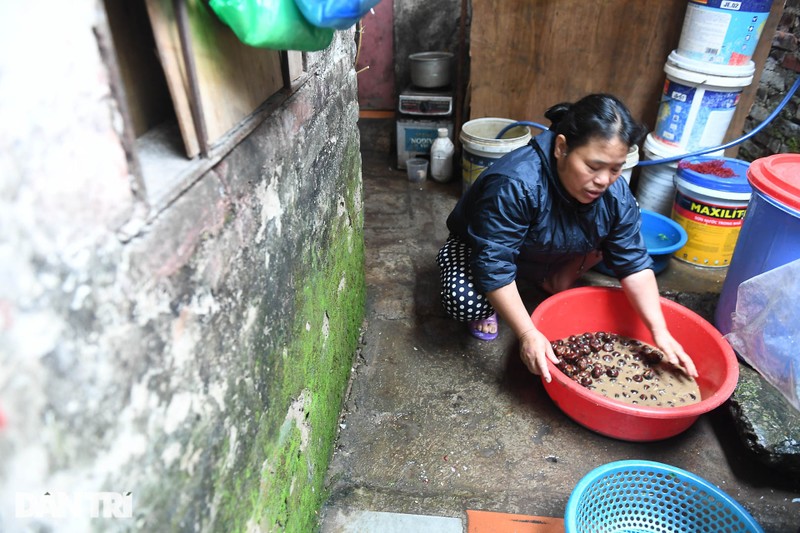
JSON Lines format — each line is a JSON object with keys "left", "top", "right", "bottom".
{"left": 636, "top": 134, "right": 724, "bottom": 216}
{"left": 671, "top": 157, "right": 752, "bottom": 267}
{"left": 677, "top": 0, "right": 773, "bottom": 66}
{"left": 653, "top": 52, "right": 754, "bottom": 152}
{"left": 460, "top": 118, "right": 531, "bottom": 193}
{"left": 621, "top": 144, "right": 639, "bottom": 185}
{"left": 635, "top": 135, "right": 686, "bottom": 217}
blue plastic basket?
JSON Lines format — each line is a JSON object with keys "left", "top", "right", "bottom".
{"left": 565, "top": 460, "right": 764, "bottom": 533}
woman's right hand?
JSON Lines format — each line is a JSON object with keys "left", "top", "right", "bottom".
{"left": 485, "top": 282, "right": 560, "bottom": 381}
{"left": 519, "top": 328, "right": 559, "bottom": 382}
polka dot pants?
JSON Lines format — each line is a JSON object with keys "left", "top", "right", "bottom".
{"left": 436, "top": 236, "right": 495, "bottom": 322}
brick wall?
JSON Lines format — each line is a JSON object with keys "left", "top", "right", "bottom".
{"left": 739, "top": 0, "right": 800, "bottom": 159}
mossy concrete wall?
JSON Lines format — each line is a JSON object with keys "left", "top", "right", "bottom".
{"left": 0, "top": 2, "right": 363, "bottom": 532}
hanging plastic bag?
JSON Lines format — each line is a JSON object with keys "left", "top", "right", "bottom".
{"left": 294, "top": 0, "right": 382, "bottom": 30}
{"left": 725, "top": 258, "right": 800, "bottom": 412}
{"left": 209, "top": 0, "right": 334, "bottom": 51}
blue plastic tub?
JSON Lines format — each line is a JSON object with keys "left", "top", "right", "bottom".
{"left": 715, "top": 154, "right": 800, "bottom": 334}
{"left": 593, "top": 209, "right": 688, "bottom": 276}
{"left": 565, "top": 460, "right": 764, "bottom": 533}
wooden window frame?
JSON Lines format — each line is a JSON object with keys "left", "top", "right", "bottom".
{"left": 99, "top": 0, "right": 306, "bottom": 213}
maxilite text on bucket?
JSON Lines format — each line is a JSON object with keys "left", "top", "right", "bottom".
{"left": 680, "top": 200, "right": 747, "bottom": 221}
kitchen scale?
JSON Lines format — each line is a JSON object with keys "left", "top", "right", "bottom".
{"left": 396, "top": 85, "right": 454, "bottom": 169}
{"left": 398, "top": 87, "right": 454, "bottom": 116}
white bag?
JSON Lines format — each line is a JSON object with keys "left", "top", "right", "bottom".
{"left": 725, "top": 258, "right": 800, "bottom": 412}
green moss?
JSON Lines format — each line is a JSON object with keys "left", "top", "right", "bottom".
{"left": 210, "top": 138, "right": 365, "bottom": 533}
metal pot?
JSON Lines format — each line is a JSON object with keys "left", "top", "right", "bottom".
{"left": 409, "top": 52, "right": 453, "bottom": 88}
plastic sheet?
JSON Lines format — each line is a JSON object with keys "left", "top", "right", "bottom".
{"left": 294, "top": 0, "right": 382, "bottom": 29}
{"left": 725, "top": 258, "right": 800, "bottom": 411}
{"left": 209, "top": 0, "right": 334, "bottom": 51}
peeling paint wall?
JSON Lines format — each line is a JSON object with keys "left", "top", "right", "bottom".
{"left": 0, "top": 2, "right": 364, "bottom": 532}
{"left": 356, "top": 0, "right": 396, "bottom": 110}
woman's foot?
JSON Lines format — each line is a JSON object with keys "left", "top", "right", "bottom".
{"left": 469, "top": 313, "right": 498, "bottom": 341}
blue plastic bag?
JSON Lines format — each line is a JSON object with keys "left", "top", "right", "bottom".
{"left": 209, "top": 0, "right": 334, "bottom": 51}
{"left": 294, "top": 0, "right": 382, "bottom": 30}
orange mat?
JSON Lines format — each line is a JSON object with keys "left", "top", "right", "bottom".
{"left": 467, "top": 510, "right": 565, "bottom": 533}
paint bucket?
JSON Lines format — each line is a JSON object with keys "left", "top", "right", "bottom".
{"left": 621, "top": 144, "right": 639, "bottom": 186}
{"left": 715, "top": 154, "right": 800, "bottom": 334}
{"left": 460, "top": 118, "right": 531, "bottom": 193}
{"left": 635, "top": 134, "right": 685, "bottom": 217}
{"left": 671, "top": 156, "right": 752, "bottom": 268}
{"left": 676, "top": 0, "right": 773, "bottom": 66}
{"left": 653, "top": 52, "right": 754, "bottom": 152}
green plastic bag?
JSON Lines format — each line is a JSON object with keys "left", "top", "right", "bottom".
{"left": 209, "top": 0, "right": 334, "bottom": 51}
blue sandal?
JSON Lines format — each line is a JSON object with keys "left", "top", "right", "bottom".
{"left": 469, "top": 313, "right": 498, "bottom": 341}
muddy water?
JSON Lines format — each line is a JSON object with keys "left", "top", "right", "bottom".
{"left": 552, "top": 332, "right": 701, "bottom": 408}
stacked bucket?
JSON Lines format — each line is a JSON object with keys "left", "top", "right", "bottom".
{"left": 637, "top": 0, "right": 774, "bottom": 216}
{"left": 636, "top": 0, "right": 774, "bottom": 267}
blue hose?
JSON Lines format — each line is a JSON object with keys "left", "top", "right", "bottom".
{"left": 493, "top": 75, "right": 800, "bottom": 166}
{"left": 495, "top": 121, "right": 549, "bottom": 138}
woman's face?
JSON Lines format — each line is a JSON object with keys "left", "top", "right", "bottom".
{"left": 554, "top": 134, "right": 629, "bottom": 204}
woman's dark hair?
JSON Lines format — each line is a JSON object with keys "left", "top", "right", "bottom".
{"left": 544, "top": 94, "right": 647, "bottom": 149}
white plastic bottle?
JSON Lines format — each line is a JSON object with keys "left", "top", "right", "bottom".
{"left": 430, "top": 128, "right": 455, "bottom": 183}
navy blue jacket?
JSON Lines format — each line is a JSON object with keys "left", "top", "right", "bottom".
{"left": 446, "top": 130, "right": 652, "bottom": 293}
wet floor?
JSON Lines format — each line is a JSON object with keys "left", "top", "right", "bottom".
{"left": 320, "top": 119, "right": 800, "bottom": 532}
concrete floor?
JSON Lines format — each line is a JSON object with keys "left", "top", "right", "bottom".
{"left": 320, "top": 119, "right": 800, "bottom": 532}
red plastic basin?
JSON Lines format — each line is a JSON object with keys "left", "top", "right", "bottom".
{"left": 530, "top": 286, "right": 739, "bottom": 442}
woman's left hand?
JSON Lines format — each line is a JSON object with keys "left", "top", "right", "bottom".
{"left": 620, "top": 269, "right": 699, "bottom": 379}
{"left": 651, "top": 328, "right": 698, "bottom": 378}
